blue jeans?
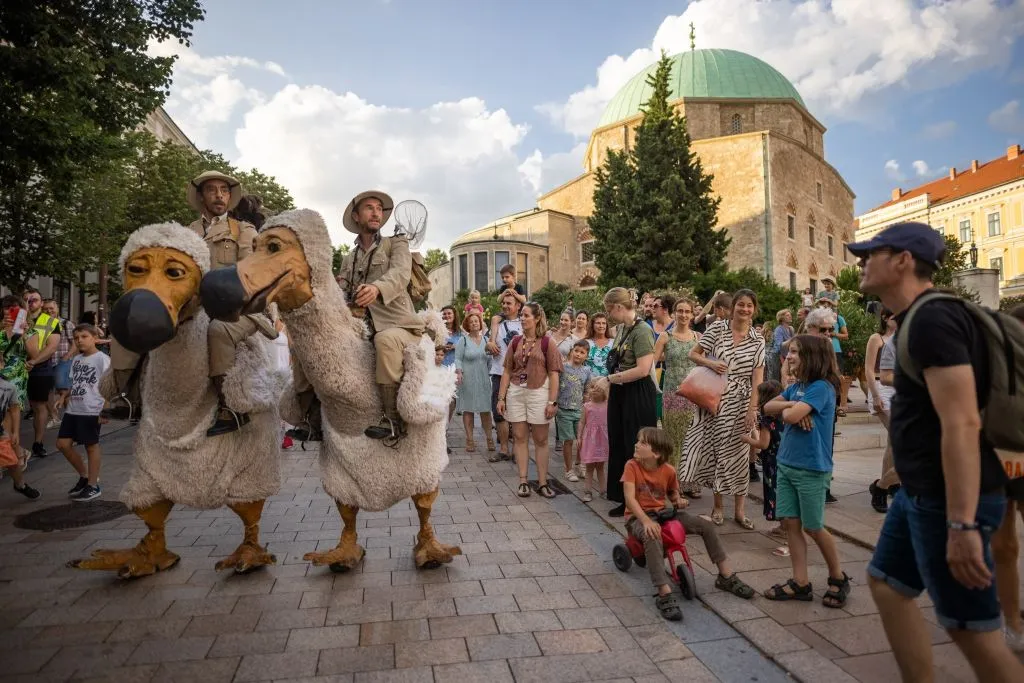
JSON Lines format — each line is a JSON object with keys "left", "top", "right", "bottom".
{"left": 868, "top": 488, "right": 1006, "bottom": 632}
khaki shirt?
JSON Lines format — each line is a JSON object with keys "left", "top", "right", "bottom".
{"left": 188, "top": 215, "right": 258, "bottom": 269}
{"left": 337, "top": 234, "right": 423, "bottom": 334}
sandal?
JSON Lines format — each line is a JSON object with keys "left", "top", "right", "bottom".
{"left": 764, "top": 578, "right": 813, "bottom": 601}
{"left": 715, "top": 573, "right": 754, "bottom": 599}
{"left": 517, "top": 482, "right": 531, "bottom": 497}
{"left": 822, "top": 573, "right": 851, "bottom": 609}
{"left": 836, "top": 408, "right": 847, "bottom": 418}
{"left": 734, "top": 516, "right": 755, "bottom": 531}
{"left": 537, "top": 483, "right": 556, "bottom": 499}
{"left": 465, "top": 438, "right": 476, "bottom": 453}
{"left": 655, "top": 593, "right": 683, "bottom": 621}
{"left": 488, "top": 452, "right": 504, "bottom": 463}
{"left": 772, "top": 546, "right": 790, "bottom": 557}
{"left": 710, "top": 509, "right": 724, "bottom": 526}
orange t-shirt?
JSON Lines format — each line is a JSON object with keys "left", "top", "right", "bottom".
{"left": 621, "top": 460, "right": 678, "bottom": 519}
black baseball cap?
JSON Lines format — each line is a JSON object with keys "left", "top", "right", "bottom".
{"left": 846, "top": 221, "right": 946, "bottom": 268}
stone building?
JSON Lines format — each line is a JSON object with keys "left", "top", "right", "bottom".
{"left": 855, "top": 144, "right": 1024, "bottom": 297}
{"left": 438, "top": 48, "right": 855, "bottom": 306}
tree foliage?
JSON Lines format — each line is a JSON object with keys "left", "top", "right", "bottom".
{"left": 332, "top": 244, "right": 351, "bottom": 276}
{"left": 424, "top": 248, "right": 450, "bottom": 272}
{"left": 0, "top": 0, "right": 205, "bottom": 289}
{"left": 589, "top": 52, "right": 729, "bottom": 293}
{"left": 688, "top": 268, "right": 800, "bottom": 324}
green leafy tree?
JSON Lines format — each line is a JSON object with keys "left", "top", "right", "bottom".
{"left": 688, "top": 268, "right": 800, "bottom": 324}
{"left": 332, "top": 244, "right": 351, "bottom": 276}
{"left": 589, "top": 52, "right": 728, "bottom": 292}
{"left": 424, "top": 248, "right": 450, "bottom": 272}
{"left": 0, "top": 0, "right": 205, "bottom": 290}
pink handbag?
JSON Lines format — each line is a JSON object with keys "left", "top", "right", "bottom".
{"left": 677, "top": 366, "right": 726, "bottom": 414}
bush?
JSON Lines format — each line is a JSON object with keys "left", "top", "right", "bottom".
{"left": 1000, "top": 295, "right": 1024, "bottom": 312}
{"left": 837, "top": 289, "right": 877, "bottom": 374}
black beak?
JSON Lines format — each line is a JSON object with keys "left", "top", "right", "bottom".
{"left": 109, "top": 289, "right": 175, "bottom": 354}
{"left": 200, "top": 265, "right": 246, "bottom": 322}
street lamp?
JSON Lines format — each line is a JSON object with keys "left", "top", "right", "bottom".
{"left": 969, "top": 242, "right": 978, "bottom": 268}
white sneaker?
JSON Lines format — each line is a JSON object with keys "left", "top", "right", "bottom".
{"left": 564, "top": 470, "right": 580, "bottom": 483}
{"left": 47, "top": 417, "right": 61, "bottom": 430}
{"left": 1006, "top": 627, "right": 1024, "bottom": 653}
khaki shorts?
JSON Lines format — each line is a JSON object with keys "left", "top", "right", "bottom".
{"left": 506, "top": 380, "right": 551, "bottom": 425}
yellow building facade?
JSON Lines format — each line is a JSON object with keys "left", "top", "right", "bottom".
{"left": 437, "top": 49, "right": 856, "bottom": 305}
{"left": 855, "top": 145, "right": 1024, "bottom": 294}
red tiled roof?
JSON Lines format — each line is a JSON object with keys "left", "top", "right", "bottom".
{"left": 868, "top": 145, "right": 1024, "bottom": 213}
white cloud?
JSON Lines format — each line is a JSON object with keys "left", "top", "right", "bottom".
{"left": 988, "top": 100, "right": 1024, "bottom": 134}
{"left": 922, "top": 120, "right": 957, "bottom": 139}
{"left": 884, "top": 159, "right": 905, "bottom": 182}
{"left": 518, "top": 144, "right": 587, "bottom": 196}
{"left": 912, "top": 160, "right": 931, "bottom": 176}
{"left": 540, "top": 0, "right": 1024, "bottom": 137}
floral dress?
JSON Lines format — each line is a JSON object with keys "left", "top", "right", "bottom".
{"left": 586, "top": 339, "right": 611, "bottom": 377}
{"left": 0, "top": 331, "right": 29, "bottom": 408}
{"left": 661, "top": 333, "right": 699, "bottom": 471}
{"left": 758, "top": 413, "right": 782, "bottom": 521}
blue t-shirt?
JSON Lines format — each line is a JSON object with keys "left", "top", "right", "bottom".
{"left": 777, "top": 380, "right": 836, "bottom": 473}
{"left": 832, "top": 314, "right": 846, "bottom": 353}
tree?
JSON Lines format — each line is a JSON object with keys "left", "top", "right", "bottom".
{"left": 332, "top": 245, "right": 351, "bottom": 276}
{"left": 424, "top": 248, "right": 450, "bottom": 272}
{"left": 589, "top": 51, "right": 729, "bottom": 292}
{"left": 0, "top": 0, "right": 205, "bottom": 289}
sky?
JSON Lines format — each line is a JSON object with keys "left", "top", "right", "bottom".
{"left": 154, "top": 0, "right": 1024, "bottom": 252}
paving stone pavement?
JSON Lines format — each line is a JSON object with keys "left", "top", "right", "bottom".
{"left": 1, "top": 420, "right": 797, "bottom": 683}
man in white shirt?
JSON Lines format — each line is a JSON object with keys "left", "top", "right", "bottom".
{"left": 486, "top": 291, "right": 523, "bottom": 462}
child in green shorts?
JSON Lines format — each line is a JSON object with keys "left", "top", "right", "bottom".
{"left": 763, "top": 334, "right": 850, "bottom": 608}
{"left": 557, "top": 340, "right": 592, "bottom": 482}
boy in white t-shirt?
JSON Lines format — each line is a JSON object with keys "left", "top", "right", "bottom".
{"left": 57, "top": 325, "right": 110, "bottom": 501}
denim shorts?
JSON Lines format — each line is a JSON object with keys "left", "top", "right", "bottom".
{"left": 868, "top": 489, "right": 1006, "bottom": 632}
{"left": 776, "top": 463, "right": 831, "bottom": 531}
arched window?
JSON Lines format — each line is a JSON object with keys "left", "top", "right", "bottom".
{"left": 730, "top": 114, "right": 741, "bottom": 134}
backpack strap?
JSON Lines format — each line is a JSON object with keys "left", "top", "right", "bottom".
{"left": 895, "top": 290, "right": 960, "bottom": 386}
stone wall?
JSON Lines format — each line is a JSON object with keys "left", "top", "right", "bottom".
{"left": 538, "top": 174, "right": 598, "bottom": 217}
{"left": 767, "top": 134, "right": 855, "bottom": 289}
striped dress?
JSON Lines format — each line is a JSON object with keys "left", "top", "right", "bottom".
{"left": 678, "top": 320, "right": 766, "bottom": 496}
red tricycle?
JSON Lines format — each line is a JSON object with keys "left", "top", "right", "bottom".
{"left": 612, "top": 507, "right": 697, "bottom": 600}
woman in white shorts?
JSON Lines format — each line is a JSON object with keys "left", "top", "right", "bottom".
{"left": 497, "top": 302, "right": 564, "bottom": 499}
{"left": 864, "top": 309, "right": 898, "bottom": 512}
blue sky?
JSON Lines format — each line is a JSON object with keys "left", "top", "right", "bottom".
{"left": 160, "top": 0, "right": 1024, "bottom": 249}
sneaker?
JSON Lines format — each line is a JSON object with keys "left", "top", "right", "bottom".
{"left": 869, "top": 480, "right": 889, "bottom": 513}
{"left": 31, "top": 442, "right": 47, "bottom": 459}
{"left": 46, "top": 417, "right": 61, "bottom": 430}
{"left": 825, "top": 490, "right": 838, "bottom": 504}
{"left": 582, "top": 491, "right": 593, "bottom": 503}
{"left": 68, "top": 476, "right": 89, "bottom": 498}
{"left": 608, "top": 503, "right": 626, "bottom": 518}
{"left": 72, "top": 484, "right": 101, "bottom": 502}
{"left": 565, "top": 470, "right": 580, "bottom": 483}
{"left": 14, "top": 483, "right": 40, "bottom": 499}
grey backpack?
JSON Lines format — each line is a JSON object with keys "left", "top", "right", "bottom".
{"left": 897, "top": 291, "right": 1024, "bottom": 451}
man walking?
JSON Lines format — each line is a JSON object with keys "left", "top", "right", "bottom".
{"left": 485, "top": 290, "right": 522, "bottom": 462}
{"left": 849, "top": 222, "right": 1023, "bottom": 683}
{"left": 22, "top": 288, "right": 60, "bottom": 459}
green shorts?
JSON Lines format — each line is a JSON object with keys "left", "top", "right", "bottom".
{"left": 555, "top": 407, "right": 581, "bottom": 443}
{"left": 776, "top": 463, "right": 832, "bottom": 531}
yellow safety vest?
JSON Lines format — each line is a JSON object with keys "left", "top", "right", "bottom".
{"left": 29, "top": 312, "right": 59, "bottom": 352}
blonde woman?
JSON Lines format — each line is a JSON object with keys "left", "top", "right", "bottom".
{"left": 497, "top": 303, "right": 564, "bottom": 498}
{"left": 455, "top": 312, "right": 494, "bottom": 453}
{"left": 600, "top": 288, "right": 658, "bottom": 517}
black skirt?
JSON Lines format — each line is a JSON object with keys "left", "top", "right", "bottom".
{"left": 606, "top": 376, "right": 658, "bottom": 503}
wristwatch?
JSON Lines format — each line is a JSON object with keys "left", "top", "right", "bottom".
{"left": 550, "top": 400, "right": 558, "bottom": 407}
{"left": 946, "top": 521, "right": 980, "bottom": 531}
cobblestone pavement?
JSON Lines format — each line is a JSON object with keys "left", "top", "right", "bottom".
{"left": 1, "top": 421, "right": 794, "bottom": 683}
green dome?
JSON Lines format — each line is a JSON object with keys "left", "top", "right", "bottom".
{"left": 598, "top": 49, "right": 804, "bottom": 128}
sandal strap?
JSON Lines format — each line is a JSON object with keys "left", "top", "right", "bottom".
{"left": 826, "top": 573, "right": 851, "bottom": 589}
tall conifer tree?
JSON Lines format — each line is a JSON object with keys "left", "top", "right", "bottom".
{"left": 590, "top": 52, "right": 729, "bottom": 291}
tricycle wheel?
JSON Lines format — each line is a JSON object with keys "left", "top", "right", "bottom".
{"left": 677, "top": 563, "right": 697, "bottom": 600}
{"left": 612, "top": 544, "right": 632, "bottom": 572}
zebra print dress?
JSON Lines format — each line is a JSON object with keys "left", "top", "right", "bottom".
{"left": 678, "top": 320, "right": 766, "bottom": 496}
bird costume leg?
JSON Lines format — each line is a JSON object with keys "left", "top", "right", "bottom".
{"left": 216, "top": 499, "right": 276, "bottom": 573}
{"left": 412, "top": 488, "right": 462, "bottom": 570}
{"left": 67, "top": 500, "right": 179, "bottom": 579}
{"left": 304, "top": 501, "right": 365, "bottom": 573}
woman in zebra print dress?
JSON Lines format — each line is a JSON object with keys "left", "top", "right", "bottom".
{"left": 678, "top": 289, "right": 765, "bottom": 529}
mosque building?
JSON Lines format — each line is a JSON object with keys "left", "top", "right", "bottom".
{"left": 429, "top": 47, "right": 855, "bottom": 306}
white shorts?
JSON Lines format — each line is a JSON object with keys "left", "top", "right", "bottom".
{"left": 505, "top": 380, "right": 551, "bottom": 425}
{"left": 868, "top": 384, "right": 896, "bottom": 416}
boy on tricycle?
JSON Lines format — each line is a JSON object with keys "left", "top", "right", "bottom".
{"left": 620, "top": 427, "right": 754, "bottom": 621}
